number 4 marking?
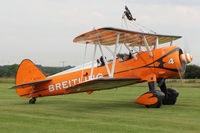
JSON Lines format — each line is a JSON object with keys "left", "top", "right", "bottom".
{"left": 168, "top": 58, "right": 174, "bottom": 64}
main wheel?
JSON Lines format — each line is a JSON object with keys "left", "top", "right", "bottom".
{"left": 163, "top": 88, "right": 179, "bottom": 105}
{"left": 145, "top": 90, "right": 165, "bottom": 108}
{"left": 29, "top": 97, "right": 36, "bottom": 104}
{"left": 145, "top": 101, "right": 162, "bottom": 108}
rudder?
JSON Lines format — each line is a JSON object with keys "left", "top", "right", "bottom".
{"left": 16, "top": 59, "right": 47, "bottom": 85}
{"left": 16, "top": 59, "right": 47, "bottom": 97}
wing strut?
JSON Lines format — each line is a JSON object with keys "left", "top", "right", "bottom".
{"left": 143, "top": 35, "right": 153, "bottom": 57}
{"left": 154, "top": 36, "right": 159, "bottom": 49}
{"left": 97, "top": 40, "right": 112, "bottom": 77}
{"left": 170, "top": 38, "right": 173, "bottom": 46}
{"left": 111, "top": 33, "right": 120, "bottom": 77}
{"left": 80, "top": 44, "right": 88, "bottom": 83}
{"left": 124, "top": 43, "right": 138, "bottom": 60}
{"left": 90, "top": 44, "right": 97, "bottom": 78}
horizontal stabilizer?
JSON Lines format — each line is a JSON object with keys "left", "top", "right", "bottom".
{"left": 67, "top": 78, "right": 140, "bottom": 92}
{"left": 11, "top": 79, "right": 52, "bottom": 89}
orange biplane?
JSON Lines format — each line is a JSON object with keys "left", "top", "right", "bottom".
{"left": 13, "top": 8, "right": 193, "bottom": 108}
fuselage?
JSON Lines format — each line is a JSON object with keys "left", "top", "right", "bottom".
{"left": 18, "top": 45, "right": 183, "bottom": 98}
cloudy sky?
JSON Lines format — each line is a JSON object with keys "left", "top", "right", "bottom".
{"left": 0, "top": 0, "right": 200, "bottom": 66}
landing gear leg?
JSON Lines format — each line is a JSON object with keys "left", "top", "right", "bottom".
{"left": 157, "top": 79, "right": 179, "bottom": 105}
{"left": 157, "top": 78, "right": 167, "bottom": 94}
{"left": 29, "top": 97, "right": 36, "bottom": 104}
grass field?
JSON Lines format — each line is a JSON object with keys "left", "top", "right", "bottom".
{"left": 0, "top": 78, "right": 200, "bottom": 133}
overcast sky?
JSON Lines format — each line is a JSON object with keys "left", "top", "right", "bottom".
{"left": 0, "top": 0, "right": 200, "bottom": 66}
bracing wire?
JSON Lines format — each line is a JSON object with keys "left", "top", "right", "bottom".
{"left": 80, "top": 43, "right": 88, "bottom": 83}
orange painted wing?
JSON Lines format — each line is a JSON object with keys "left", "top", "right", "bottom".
{"left": 73, "top": 27, "right": 182, "bottom": 46}
{"left": 67, "top": 78, "right": 140, "bottom": 91}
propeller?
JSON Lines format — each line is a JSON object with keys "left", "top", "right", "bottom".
{"left": 177, "top": 49, "right": 193, "bottom": 83}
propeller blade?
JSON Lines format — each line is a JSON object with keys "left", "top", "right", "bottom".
{"left": 177, "top": 51, "right": 193, "bottom": 83}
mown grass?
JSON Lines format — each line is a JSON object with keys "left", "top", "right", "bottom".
{"left": 0, "top": 79, "right": 200, "bottom": 133}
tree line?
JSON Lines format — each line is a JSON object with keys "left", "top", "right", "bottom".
{"left": 0, "top": 64, "right": 73, "bottom": 77}
{"left": 0, "top": 64, "right": 199, "bottom": 79}
{"left": 185, "top": 64, "right": 200, "bottom": 79}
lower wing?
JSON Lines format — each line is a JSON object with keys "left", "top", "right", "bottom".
{"left": 67, "top": 78, "right": 141, "bottom": 92}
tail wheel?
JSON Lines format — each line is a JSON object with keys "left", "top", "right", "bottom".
{"left": 163, "top": 88, "right": 179, "bottom": 105}
{"left": 29, "top": 97, "right": 36, "bottom": 104}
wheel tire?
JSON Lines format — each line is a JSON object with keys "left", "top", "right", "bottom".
{"left": 145, "top": 101, "right": 162, "bottom": 108}
{"left": 163, "top": 88, "right": 179, "bottom": 105}
{"left": 145, "top": 90, "right": 165, "bottom": 108}
{"left": 29, "top": 98, "right": 36, "bottom": 104}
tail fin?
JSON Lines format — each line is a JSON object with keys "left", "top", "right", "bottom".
{"left": 16, "top": 59, "right": 47, "bottom": 85}
{"left": 15, "top": 59, "right": 51, "bottom": 97}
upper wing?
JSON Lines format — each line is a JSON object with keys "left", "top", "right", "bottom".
{"left": 67, "top": 78, "right": 140, "bottom": 92}
{"left": 73, "top": 27, "right": 182, "bottom": 46}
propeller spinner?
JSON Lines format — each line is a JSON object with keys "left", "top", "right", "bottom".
{"left": 180, "top": 53, "right": 193, "bottom": 64}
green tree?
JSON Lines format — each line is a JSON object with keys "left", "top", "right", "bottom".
{"left": 6, "top": 64, "right": 19, "bottom": 77}
{"left": 185, "top": 65, "right": 200, "bottom": 79}
{"left": 0, "top": 67, "right": 7, "bottom": 77}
